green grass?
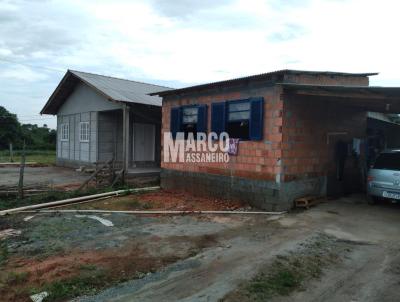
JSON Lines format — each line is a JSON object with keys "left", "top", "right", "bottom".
{"left": 245, "top": 260, "right": 308, "bottom": 299}
{"left": 78, "top": 264, "right": 98, "bottom": 271}
{"left": 224, "top": 235, "right": 352, "bottom": 302}
{"left": 243, "top": 250, "right": 329, "bottom": 300}
{"left": 38, "top": 268, "right": 110, "bottom": 301}
{"left": 0, "top": 149, "right": 56, "bottom": 165}
{"left": 0, "top": 242, "right": 8, "bottom": 267}
{"left": 0, "top": 187, "right": 115, "bottom": 211}
{"left": 0, "top": 183, "right": 140, "bottom": 211}
{"left": 5, "top": 271, "right": 30, "bottom": 285}
{"left": 141, "top": 202, "right": 153, "bottom": 209}
{"left": 44, "top": 275, "right": 106, "bottom": 301}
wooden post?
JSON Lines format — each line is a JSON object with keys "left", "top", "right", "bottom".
{"left": 122, "top": 105, "right": 130, "bottom": 177}
{"left": 9, "top": 143, "right": 13, "bottom": 163}
{"left": 122, "top": 107, "right": 126, "bottom": 179}
{"left": 18, "top": 141, "right": 26, "bottom": 199}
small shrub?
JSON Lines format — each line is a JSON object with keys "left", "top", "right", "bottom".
{"left": 6, "top": 271, "right": 29, "bottom": 285}
{"left": 142, "top": 202, "right": 153, "bottom": 209}
{"left": 43, "top": 271, "right": 109, "bottom": 301}
{"left": 79, "top": 264, "right": 98, "bottom": 271}
{"left": 0, "top": 242, "right": 8, "bottom": 266}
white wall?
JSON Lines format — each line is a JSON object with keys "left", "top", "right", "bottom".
{"left": 58, "top": 82, "right": 122, "bottom": 115}
{"left": 57, "top": 112, "right": 97, "bottom": 163}
{"left": 56, "top": 82, "right": 122, "bottom": 164}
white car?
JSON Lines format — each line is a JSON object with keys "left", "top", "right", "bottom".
{"left": 367, "top": 150, "right": 400, "bottom": 204}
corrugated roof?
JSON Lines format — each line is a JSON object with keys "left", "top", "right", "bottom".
{"left": 70, "top": 70, "right": 172, "bottom": 106}
{"left": 41, "top": 70, "right": 173, "bottom": 114}
{"left": 150, "top": 69, "right": 378, "bottom": 97}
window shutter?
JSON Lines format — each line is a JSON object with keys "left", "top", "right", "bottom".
{"left": 170, "top": 107, "right": 181, "bottom": 139}
{"left": 197, "top": 104, "right": 207, "bottom": 133}
{"left": 211, "top": 102, "right": 226, "bottom": 135}
{"left": 249, "top": 97, "right": 264, "bottom": 140}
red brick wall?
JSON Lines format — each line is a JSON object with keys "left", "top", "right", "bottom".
{"left": 161, "top": 74, "right": 370, "bottom": 185}
{"left": 281, "top": 95, "right": 367, "bottom": 182}
{"left": 161, "top": 84, "right": 284, "bottom": 181}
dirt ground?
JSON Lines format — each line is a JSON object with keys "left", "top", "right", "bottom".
{"left": 76, "top": 195, "right": 400, "bottom": 302}
{"left": 1, "top": 194, "right": 400, "bottom": 302}
{"left": 0, "top": 166, "right": 88, "bottom": 188}
{"left": 64, "top": 190, "right": 247, "bottom": 211}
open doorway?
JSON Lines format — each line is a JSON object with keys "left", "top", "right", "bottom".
{"left": 133, "top": 123, "right": 155, "bottom": 163}
{"left": 326, "top": 134, "right": 365, "bottom": 197}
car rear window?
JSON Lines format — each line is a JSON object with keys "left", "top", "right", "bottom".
{"left": 373, "top": 153, "right": 400, "bottom": 170}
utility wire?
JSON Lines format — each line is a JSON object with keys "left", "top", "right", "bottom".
{"left": 0, "top": 116, "right": 55, "bottom": 119}
{"left": 0, "top": 57, "right": 66, "bottom": 73}
{"left": 0, "top": 118, "right": 56, "bottom": 122}
{"left": 0, "top": 58, "right": 62, "bottom": 126}
{"left": 0, "top": 115, "right": 52, "bottom": 118}
{"left": 0, "top": 119, "right": 55, "bottom": 124}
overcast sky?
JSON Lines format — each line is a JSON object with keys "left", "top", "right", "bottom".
{"left": 1, "top": 0, "right": 399, "bottom": 129}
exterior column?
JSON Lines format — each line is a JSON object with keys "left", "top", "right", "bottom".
{"left": 122, "top": 104, "right": 130, "bottom": 173}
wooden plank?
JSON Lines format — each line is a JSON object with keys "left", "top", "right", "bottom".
{"left": 76, "top": 159, "right": 113, "bottom": 191}
{"left": 111, "top": 169, "right": 124, "bottom": 187}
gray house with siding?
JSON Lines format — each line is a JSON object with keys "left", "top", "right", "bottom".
{"left": 40, "top": 70, "right": 171, "bottom": 173}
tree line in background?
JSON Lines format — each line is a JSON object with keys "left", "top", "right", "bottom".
{"left": 0, "top": 106, "right": 56, "bottom": 150}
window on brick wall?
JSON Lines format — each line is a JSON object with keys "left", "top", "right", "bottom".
{"left": 170, "top": 105, "right": 207, "bottom": 139}
{"left": 211, "top": 97, "right": 264, "bottom": 140}
{"left": 60, "top": 123, "right": 69, "bottom": 141}
{"left": 227, "top": 100, "right": 251, "bottom": 140}
{"left": 79, "top": 122, "right": 90, "bottom": 142}
{"left": 182, "top": 106, "right": 199, "bottom": 138}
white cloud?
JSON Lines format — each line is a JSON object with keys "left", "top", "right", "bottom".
{"left": 0, "top": 48, "right": 12, "bottom": 56}
{"left": 0, "top": 0, "right": 400, "bottom": 128}
{"left": 0, "top": 65, "right": 48, "bottom": 82}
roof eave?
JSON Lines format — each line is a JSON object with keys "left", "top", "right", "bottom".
{"left": 150, "top": 70, "right": 379, "bottom": 98}
{"left": 279, "top": 83, "right": 400, "bottom": 100}
{"left": 40, "top": 70, "right": 72, "bottom": 115}
{"left": 40, "top": 70, "right": 120, "bottom": 115}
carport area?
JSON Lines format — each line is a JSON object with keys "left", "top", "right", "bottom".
{"left": 282, "top": 84, "right": 400, "bottom": 199}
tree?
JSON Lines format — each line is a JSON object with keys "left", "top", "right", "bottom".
{"left": 21, "top": 123, "right": 56, "bottom": 150}
{"left": 0, "top": 106, "right": 22, "bottom": 149}
{"left": 0, "top": 106, "right": 56, "bottom": 150}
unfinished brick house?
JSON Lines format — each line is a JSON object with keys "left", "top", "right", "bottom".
{"left": 153, "top": 70, "right": 400, "bottom": 210}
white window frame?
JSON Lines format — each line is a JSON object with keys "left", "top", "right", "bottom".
{"left": 60, "top": 123, "right": 69, "bottom": 141}
{"left": 79, "top": 122, "right": 90, "bottom": 142}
